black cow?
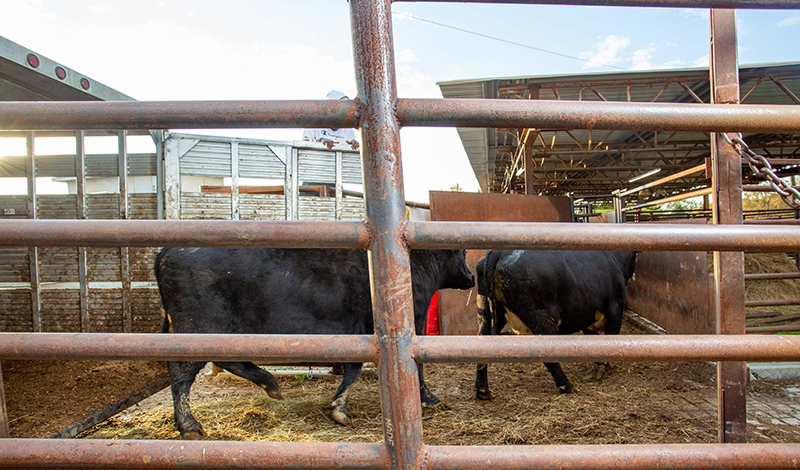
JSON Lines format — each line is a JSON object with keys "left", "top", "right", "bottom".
{"left": 474, "top": 250, "right": 637, "bottom": 398}
{"left": 155, "top": 247, "right": 474, "bottom": 439}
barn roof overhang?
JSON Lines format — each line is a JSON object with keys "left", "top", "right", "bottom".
{"left": 438, "top": 62, "right": 800, "bottom": 203}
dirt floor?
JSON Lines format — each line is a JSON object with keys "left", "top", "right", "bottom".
{"left": 71, "top": 320, "right": 800, "bottom": 444}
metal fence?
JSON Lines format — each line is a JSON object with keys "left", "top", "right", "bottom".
{"left": 1, "top": 0, "right": 800, "bottom": 469}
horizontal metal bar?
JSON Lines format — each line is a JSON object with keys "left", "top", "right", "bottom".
{"left": 425, "top": 443, "right": 800, "bottom": 470}
{"left": 0, "top": 440, "right": 385, "bottom": 469}
{"left": 745, "top": 272, "right": 800, "bottom": 280}
{"left": 399, "top": 0, "right": 800, "bottom": 9}
{"left": 621, "top": 188, "right": 714, "bottom": 212}
{"left": 746, "top": 298, "right": 800, "bottom": 307}
{"left": 397, "top": 99, "right": 800, "bottom": 133}
{"left": 0, "top": 333, "right": 378, "bottom": 362}
{"left": 0, "top": 100, "right": 360, "bottom": 130}
{"left": 0, "top": 220, "right": 372, "bottom": 249}
{"left": 743, "top": 219, "right": 800, "bottom": 225}
{"left": 406, "top": 221, "right": 800, "bottom": 252}
{"left": 0, "top": 440, "right": 798, "bottom": 469}
{"left": 617, "top": 164, "right": 706, "bottom": 197}
{"left": 415, "top": 335, "right": 800, "bottom": 363}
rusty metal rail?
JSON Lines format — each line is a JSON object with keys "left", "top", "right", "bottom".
{"left": 399, "top": 0, "right": 800, "bottom": 9}
{"left": 3, "top": 99, "right": 800, "bottom": 133}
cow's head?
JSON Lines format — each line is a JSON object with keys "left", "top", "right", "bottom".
{"left": 442, "top": 249, "right": 476, "bottom": 290}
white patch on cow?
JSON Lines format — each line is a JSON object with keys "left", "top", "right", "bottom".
{"left": 505, "top": 250, "right": 525, "bottom": 265}
{"left": 505, "top": 310, "right": 533, "bottom": 335}
{"left": 186, "top": 248, "right": 200, "bottom": 254}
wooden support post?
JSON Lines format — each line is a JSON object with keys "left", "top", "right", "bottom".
{"left": 710, "top": 8, "right": 747, "bottom": 444}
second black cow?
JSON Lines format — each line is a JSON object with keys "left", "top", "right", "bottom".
{"left": 475, "top": 250, "right": 637, "bottom": 398}
{"left": 156, "top": 247, "right": 474, "bottom": 439}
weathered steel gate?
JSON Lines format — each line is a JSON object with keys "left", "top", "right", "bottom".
{"left": 0, "top": 0, "right": 800, "bottom": 469}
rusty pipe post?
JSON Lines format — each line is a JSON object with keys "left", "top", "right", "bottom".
{"left": 351, "top": 1, "right": 423, "bottom": 469}
{"left": 710, "top": 9, "right": 747, "bottom": 444}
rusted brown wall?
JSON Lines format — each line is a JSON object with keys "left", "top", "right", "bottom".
{"left": 626, "top": 219, "right": 715, "bottom": 334}
{"left": 429, "top": 191, "right": 572, "bottom": 335}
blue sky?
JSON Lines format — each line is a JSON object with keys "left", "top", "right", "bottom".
{"left": 0, "top": 1, "right": 798, "bottom": 201}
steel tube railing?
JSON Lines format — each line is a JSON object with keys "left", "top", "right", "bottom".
{"left": 0, "top": 100, "right": 360, "bottom": 130}
{"left": 398, "top": 0, "right": 800, "bottom": 9}
{"left": 3, "top": 99, "right": 800, "bottom": 133}
{"left": 0, "top": 333, "right": 378, "bottom": 362}
{"left": 424, "top": 444, "right": 800, "bottom": 470}
{"left": 0, "top": 220, "right": 371, "bottom": 249}
{"left": 415, "top": 335, "right": 800, "bottom": 363}
{"left": 0, "top": 440, "right": 385, "bottom": 469}
{"left": 396, "top": 99, "right": 800, "bottom": 133}
{"left": 406, "top": 221, "right": 800, "bottom": 252}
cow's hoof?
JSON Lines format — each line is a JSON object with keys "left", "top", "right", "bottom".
{"left": 558, "top": 383, "right": 574, "bottom": 394}
{"left": 476, "top": 388, "right": 492, "bottom": 400}
{"left": 331, "top": 409, "right": 350, "bottom": 426}
{"left": 421, "top": 395, "right": 440, "bottom": 407}
{"left": 593, "top": 363, "right": 608, "bottom": 380}
{"left": 180, "top": 429, "right": 206, "bottom": 440}
{"left": 260, "top": 384, "right": 284, "bottom": 400}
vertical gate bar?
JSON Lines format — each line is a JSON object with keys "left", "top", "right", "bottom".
{"left": 164, "top": 137, "right": 180, "bottom": 220}
{"left": 290, "top": 148, "right": 299, "bottom": 221}
{"left": 76, "top": 131, "right": 89, "bottom": 332}
{"left": 710, "top": 8, "right": 747, "bottom": 443}
{"left": 231, "top": 141, "right": 240, "bottom": 221}
{"left": 118, "top": 131, "right": 132, "bottom": 333}
{"left": 26, "top": 132, "right": 40, "bottom": 333}
{"left": 155, "top": 130, "right": 165, "bottom": 220}
{"left": 336, "top": 151, "right": 343, "bottom": 220}
{"left": 0, "top": 364, "right": 9, "bottom": 438}
{"left": 351, "top": 1, "right": 422, "bottom": 469}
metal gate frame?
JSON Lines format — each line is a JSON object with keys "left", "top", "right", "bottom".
{"left": 1, "top": 0, "right": 800, "bottom": 468}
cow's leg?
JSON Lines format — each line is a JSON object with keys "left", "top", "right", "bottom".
{"left": 532, "top": 310, "right": 573, "bottom": 394}
{"left": 213, "top": 361, "right": 283, "bottom": 399}
{"left": 418, "top": 363, "right": 439, "bottom": 406}
{"left": 167, "top": 360, "right": 208, "bottom": 439}
{"left": 581, "top": 329, "right": 609, "bottom": 380}
{"left": 476, "top": 295, "right": 504, "bottom": 400}
{"left": 587, "top": 301, "right": 625, "bottom": 380}
{"left": 331, "top": 362, "right": 363, "bottom": 425}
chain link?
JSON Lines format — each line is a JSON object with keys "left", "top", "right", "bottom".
{"left": 722, "top": 133, "right": 800, "bottom": 210}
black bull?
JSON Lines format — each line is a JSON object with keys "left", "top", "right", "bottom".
{"left": 155, "top": 247, "right": 474, "bottom": 439}
{"left": 475, "top": 250, "right": 637, "bottom": 398}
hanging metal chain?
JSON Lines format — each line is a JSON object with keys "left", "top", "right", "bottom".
{"left": 722, "top": 133, "right": 800, "bottom": 210}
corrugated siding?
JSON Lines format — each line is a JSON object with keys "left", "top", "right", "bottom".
{"left": 130, "top": 193, "right": 158, "bottom": 220}
{"left": 132, "top": 287, "right": 163, "bottom": 333}
{"left": 298, "top": 196, "right": 336, "bottom": 221}
{"left": 342, "top": 152, "right": 363, "bottom": 184}
{"left": 87, "top": 248, "right": 120, "bottom": 282}
{"left": 87, "top": 193, "right": 121, "bottom": 219}
{"left": 0, "top": 156, "right": 26, "bottom": 178}
{"left": 239, "top": 194, "right": 286, "bottom": 220}
{"left": 40, "top": 289, "right": 80, "bottom": 332}
{"left": 131, "top": 247, "right": 158, "bottom": 282}
{"left": 36, "top": 155, "right": 76, "bottom": 178}
{"left": 128, "top": 153, "right": 158, "bottom": 176}
{"left": 298, "top": 150, "right": 335, "bottom": 184}
{"left": 0, "top": 289, "right": 32, "bottom": 332}
{"left": 85, "top": 154, "right": 119, "bottom": 177}
{"left": 88, "top": 289, "right": 123, "bottom": 333}
{"left": 181, "top": 141, "right": 231, "bottom": 177}
{"left": 0, "top": 196, "right": 30, "bottom": 218}
{"left": 37, "top": 195, "right": 77, "bottom": 219}
{"left": 0, "top": 248, "right": 29, "bottom": 282}
{"left": 238, "top": 143, "right": 285, "bottom": 179}
{"left": 180, "top": 192, "right": 231, "bottom": 219}
{"left": 39, "top": 247, "right": 78, "bottom": 283}
{"left": 341, "top": 198, "right": 366, "bottom": 221}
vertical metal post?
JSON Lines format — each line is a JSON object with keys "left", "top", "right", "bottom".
{"left": 290, "top": 148, "right": 299, "bottom": 221}
{"left": 351, "top": 1, "right": 421, "bottom": 469}
{"left": 26, "top": 132, "right": 40, "bottom": 333}
{"left": 118, "top": 131, "right": 131, "bottom": 333}
{"left": 155, "top": 130, "right": 165, "bottom": 220}
{"left": 76, "top": 131, "right": 89, "bottom": 332}
{"left": 164, "top": 137, "right": 181, "bottom": 220}
{"left": 335, "top": 151, "right": 343, "bottom": 220}
{"left": 0, "top": 365, "right": 9, "bottom": 438}
{"left": 231, "top": 141, "right": 240, "bottom": 221}
{"left": 710, "top": 8, "right": 747, "bottom": 444}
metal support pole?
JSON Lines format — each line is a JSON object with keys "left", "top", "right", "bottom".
{"left": 26, "top": 132, "right": 40, "bottom": 333}
{"left": 335, "top": 151, "right": 343, "bottom": 220}
{"left": 231, "top": 142, "right": 240, "bottom": 220}
{"left": 76, "top": 131, "right": 89, "bottom": 332}
{"left": 710, "top": 8, "right": 747, "bottom": 444}
{"left": 118, "top": 131, "right": 131, "bottom": 333}
{"left": 351, "top": 1, "right": 422, "bottom": 469}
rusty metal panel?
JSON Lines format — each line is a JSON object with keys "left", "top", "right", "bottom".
{"left": 0, "top": 196, "right": 30, "bottom": 218}
{"left": 180, "top": 192, "right": 232, "bottom": 220}
{"left": 342, "top": 151, "right": 363, "bottom": 184}
{"left": 87, "top": 248, "right": 120, "bottom": 282}
{"left": 129, "top": 193, "right": 158, "bottom": 220}
{"left": 37, "top": 195, "right": 77, "bottom": 219}
{"left": 0, "top": 247, "right": 29, "bottom": 282}
{"left": 627, "top": 221, "right": 715, "bottom": 334}
{"left": 239, "top": 194, "right": 286, "bottom": 220}
{"left": 88, "top": 288, "right": 123, "bottom": 333}
{"left": 298, "top": 196, "right": 336, "bottom": 221}
{"left": 131, "top": 287, "right": 163, "bottom": 333}
{"left": 38, "top": 247, "right": 78, "bottom": 283}
{"left": 341, "top": 198, "right": 366, "bottom": 221}
{"left": 130, "top": 247, "right": 158, "bottom": 283}
{"left": 87, "top": 193, "right": 120, "bottom": 219}
{"left": 430, "top": 191, "right": 571, "bottom": 335}
{"left": 0, "top": 289, "right": 32, "bottom": 332}
{"left": 39, "top": 288, "right": 80, "bottom": 332}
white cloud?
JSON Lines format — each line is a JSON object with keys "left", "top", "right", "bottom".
{"left": 681, "top": 9, "right": 709, "bottom": 22}
{"left": 579, "top": 35, "right": 631, "bottom": 69}
{"left": 694, "top": 54, "right": 710, "bottom": 67}
{"left": 778, "top": 15, "right": 800, "bottom": 27}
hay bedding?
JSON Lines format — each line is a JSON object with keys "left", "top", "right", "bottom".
{"left": 82, "top": 322, "right": 722, "bottom": 444}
